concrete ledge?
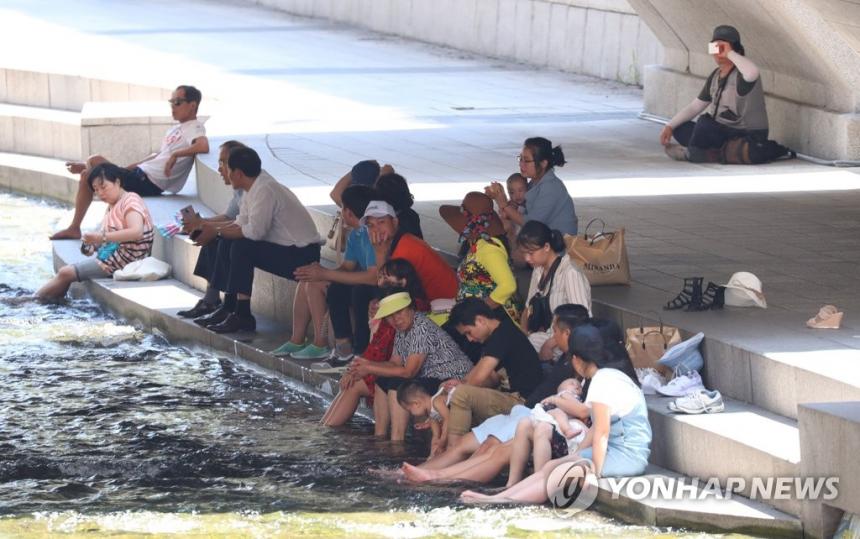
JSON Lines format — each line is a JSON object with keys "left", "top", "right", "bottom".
{"left": 799, "top": 402, "right": 860, "bottom": 538}
{"left": 596, "top": 464, "right": 801, "bottom": 537}
{"left": 642, "top": 66, "right": 860, "bottom": 161}
{"left": 646, "top": 395, "right": 801, "bottom": 517}
{"left": 0, "top": 67, "right": 171, "bottom": 111}
{"left": 0, "top": 152, "right": 77, "bottom": 204}
{"left": 0, "top": 103, "right": 81, "bottom": 161}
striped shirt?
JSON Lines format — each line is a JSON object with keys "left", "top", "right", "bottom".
{"left": 98, "top": 192, "right": 154, "bottom": 274}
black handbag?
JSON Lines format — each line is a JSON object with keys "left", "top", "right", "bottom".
{"left": 527, "top": 256, "right": 562, "bottom": 333}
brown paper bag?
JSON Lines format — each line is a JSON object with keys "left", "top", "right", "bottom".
{"left": 565, "top": 219, "right": 631, "bottom": 286}
{"left": 625, "top": 321, "right": 681, "bottom": 372}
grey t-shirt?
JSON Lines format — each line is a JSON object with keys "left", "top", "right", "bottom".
{"left": 524, "top": 168, "right": 578, "bottom": 235}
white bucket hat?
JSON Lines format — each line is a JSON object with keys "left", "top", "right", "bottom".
{"left": 723, "top": 272, "right": 767, "bottom": 308}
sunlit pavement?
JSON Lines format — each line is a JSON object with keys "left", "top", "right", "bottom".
{"left": 4, "top": 0, "right": 860, "bottom": 360}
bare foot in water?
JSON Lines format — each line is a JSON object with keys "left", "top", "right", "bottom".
{"left": 460, "top": 490, "right": 508, "bottom": 504}
{"left": 65, "top": 161, "right": 86, "bottom": 174}
{"left": 49, "top": 227, "right": 81, "bottom": 240}
{"left": 401, "top": 462, "right": 437, "bottom": 483}
{"left": 369, "top": 466, "right": 404, "bottom": 479}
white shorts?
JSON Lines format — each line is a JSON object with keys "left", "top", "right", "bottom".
{"left": 471, "top": 404, "right": 532, "bottom": 444}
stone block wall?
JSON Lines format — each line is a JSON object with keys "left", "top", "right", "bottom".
{"left": 247, "top": 0, "right": 663, "bottom": 86}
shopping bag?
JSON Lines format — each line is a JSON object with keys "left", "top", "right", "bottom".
{"left": 565, "top": 218, "right": 630, "bottom": 285}
{"left": 625, "top": 317, "right": 681, "bottom": 371}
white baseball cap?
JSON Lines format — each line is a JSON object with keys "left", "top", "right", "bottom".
{"left": 360, "top": 200, "right": 396, "bottom": 225}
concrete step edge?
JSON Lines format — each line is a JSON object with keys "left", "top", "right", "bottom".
{"left": 595, "top": 464, "right": 802, "bottom": 537}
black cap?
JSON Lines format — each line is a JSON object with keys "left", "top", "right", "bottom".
{"left": 350, "top": 160, "right": 380, "bottom": 186}
{"left": 712, "top": 25, "right": 741, "bottom": 46}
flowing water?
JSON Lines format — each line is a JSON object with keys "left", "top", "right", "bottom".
{"left": 0, "top": 192, "right": 732, "bottom": 537}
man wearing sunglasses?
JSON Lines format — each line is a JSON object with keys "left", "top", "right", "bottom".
{"left": 51, "top": 85, "right": 209, "bottom": 240}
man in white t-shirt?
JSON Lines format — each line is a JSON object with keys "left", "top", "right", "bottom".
{"left": 51, "top": 85, "right": 210, "bottom": 240}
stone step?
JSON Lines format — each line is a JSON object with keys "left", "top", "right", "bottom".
{"left": 1, "top": 67, "right": 170, "bottom": 111}
{"left": 592, "top": 287, "right": 860, "bottom": 422}
{"left": 0, "top": 152, "right": 77, "bottom": 203}
{"left": 646, "top": 394, "right": 801, "bottom": 517}
{"left": 0, "top": 103, "right": 81, "bottom": 161}
{"left": 596, "top": 464, "right": 801, "bottom": 537}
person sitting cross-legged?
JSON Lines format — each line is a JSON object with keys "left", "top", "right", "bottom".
{"left": 193, "top": 147, "right": 323, "bottom": 333}
{"left": 52, "top": 85, "right": 209, "bottom": 240}
{"left": 176, "top": 140, "right": 247, "bottom": 319}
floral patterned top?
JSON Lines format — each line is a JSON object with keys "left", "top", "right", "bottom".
{"left": 457, "top": 238, "right": 521, "bottom": 323}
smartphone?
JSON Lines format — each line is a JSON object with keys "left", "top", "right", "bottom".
{"left": 708, "top": 42, "right": 720, "bottom": 55}
{"left": 179, "top": 205, "right": 196, "bottom": 223}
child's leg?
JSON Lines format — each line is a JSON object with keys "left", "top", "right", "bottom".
{"left": 507, "top": 418, "right": 535, "bottom": 487}
{"left": 548, "top": 408, "right": 575, "bottom": 438}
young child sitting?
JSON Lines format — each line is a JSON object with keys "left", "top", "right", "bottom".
{"left": 505, "top": 173, "right": 527, "bottom": 219}
{"left": 502, "top": 173, "right": 527, "bottom": 266}
{"left": 397, "top": 381, "right": 450, "bottom": 457}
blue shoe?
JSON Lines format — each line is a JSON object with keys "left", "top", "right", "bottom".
{"left": 290, "top": 344, "right": 331, "bottom": 360}
{"left": 271, "top": 340, "right": 307, "bottom": 356}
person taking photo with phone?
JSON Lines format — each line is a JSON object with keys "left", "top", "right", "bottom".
{"left": 659, "top": 25, "right": 768, "bottom": 162}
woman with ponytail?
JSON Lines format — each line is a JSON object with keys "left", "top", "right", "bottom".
{"left": 517, "top": 221, "right": 591, "bottom": 356}
{"left": 487, "top": 137, "right": 578, "bottom": 235}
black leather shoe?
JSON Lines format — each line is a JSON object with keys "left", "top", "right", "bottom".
{"left": 209, "top": 312, "right": 256, "bottom": 334}
{"left": 194, "top": 305, "right": 231, "bottom": 327}
{"left": 177, "top": 300, "right": 220, "bottom": 319}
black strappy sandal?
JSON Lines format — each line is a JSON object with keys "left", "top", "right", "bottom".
{"left": 664, "top": 277, "right": 704, "bottom": 310}
{"left": 701, "top": 281, "right": 725, "bottom": 310}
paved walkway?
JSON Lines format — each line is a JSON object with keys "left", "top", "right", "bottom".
{"left": 5, "top": 0, "right": 860, "bottom": 354}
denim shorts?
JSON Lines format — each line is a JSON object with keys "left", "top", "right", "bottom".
{"left": 73, "top": 258, "right": 110, "bottom": 282}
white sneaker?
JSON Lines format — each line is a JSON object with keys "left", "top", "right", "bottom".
{"left": 657, "top": 370, "right": 704, "bottom": 397}
{"left": 668, "top": 389, "right": 724, "bottom": 414}
{"left": 637, "top": 368, "right": 666, "bottom": 395}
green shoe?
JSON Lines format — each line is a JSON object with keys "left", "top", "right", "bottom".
{"left": 271, "top": 340, "right": 307, "bottom": 356}
{"left": 290, "top": 344, "right": 331, "bottom": 360}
